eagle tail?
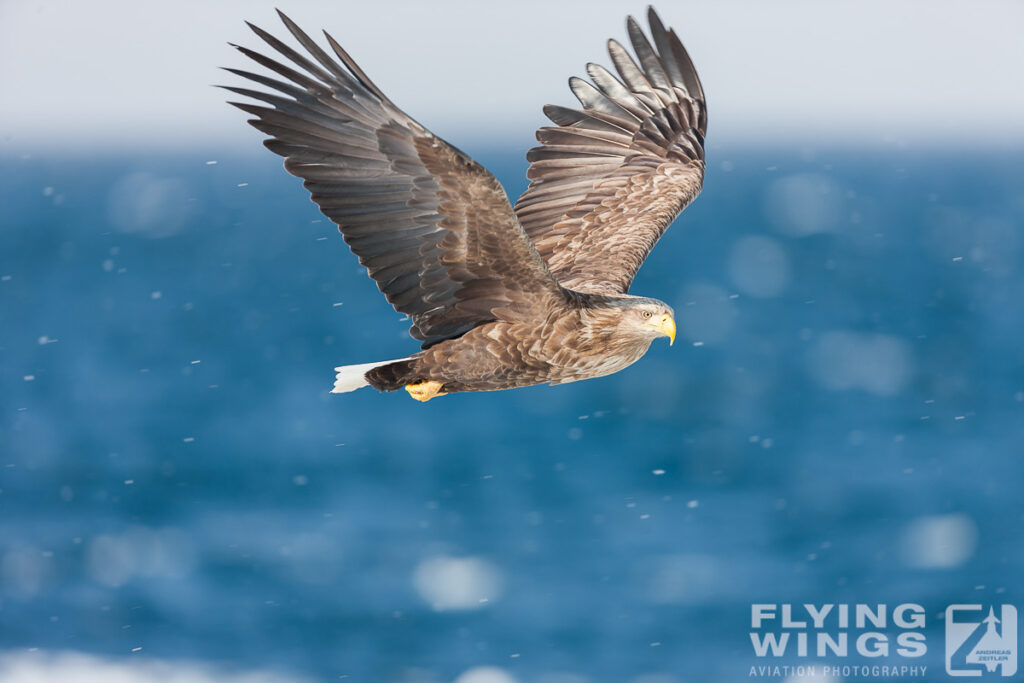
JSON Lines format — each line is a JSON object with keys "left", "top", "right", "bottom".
{"left": 331, "top": 357, "right": 416, "bottom": 394}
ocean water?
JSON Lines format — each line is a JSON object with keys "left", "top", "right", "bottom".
{"left": 1, "top": 147, "right": 1022, "bottom": 682}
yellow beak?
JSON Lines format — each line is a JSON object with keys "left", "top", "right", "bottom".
{"left": 650, "top": 313, "right": 676, "bottom": 346}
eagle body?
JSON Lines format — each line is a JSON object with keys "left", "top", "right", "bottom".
{"left": 226, "top": 8, "right": 706, "bottom": 400}
{"left": 365, "top": 296, "right": 676, "bottom": 395}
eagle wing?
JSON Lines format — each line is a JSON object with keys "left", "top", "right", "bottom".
{"left": 514, "top": 7, "right": 707, "bottom": 295}
{"left": 225, "top": 12, "right": 566, "bottom": 348}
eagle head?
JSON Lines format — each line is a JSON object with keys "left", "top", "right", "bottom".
{"left": 617, "top": 298, "right": 676, "bottom": 346}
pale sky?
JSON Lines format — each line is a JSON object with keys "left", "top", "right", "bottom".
{"left": 2, "top": 0, "right": 1023, "bottom": 152}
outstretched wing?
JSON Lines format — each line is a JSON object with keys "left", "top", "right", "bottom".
{"left": 224, "top": 11, "right": 566, "bottom": 347}
{"left": 514, "top": 7, "right": 707, "bottom": 295}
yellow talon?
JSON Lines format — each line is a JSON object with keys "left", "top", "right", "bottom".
{"left": 404, "top": 380, "right": 446, "bottom": 402}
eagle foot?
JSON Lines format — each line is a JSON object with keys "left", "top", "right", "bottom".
{"left": 404, "top": 380, "right": 446, "bottom": 402}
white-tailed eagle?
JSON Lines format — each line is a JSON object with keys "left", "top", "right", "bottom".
{"left": 225, "top": 7, "right": 706, "bottom": 401}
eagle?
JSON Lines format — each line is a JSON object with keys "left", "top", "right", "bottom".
{"left": 225, "top": 7, "right": 706, "bottom": 401}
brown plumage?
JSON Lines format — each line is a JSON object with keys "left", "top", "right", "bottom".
{"left": 224, "top": 7, "right": 706, "bottom": 401}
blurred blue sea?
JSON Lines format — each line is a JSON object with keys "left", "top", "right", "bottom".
{"left": 1, "top": 146, "right": 1022, "bottom": 682}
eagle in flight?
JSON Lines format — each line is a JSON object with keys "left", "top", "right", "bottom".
{"left": 226, "top": 6, "right": 706, "bottom": 401}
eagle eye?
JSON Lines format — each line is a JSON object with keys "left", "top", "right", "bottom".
{"left": 641, "top": 310, "right": 653, "bottom": 319}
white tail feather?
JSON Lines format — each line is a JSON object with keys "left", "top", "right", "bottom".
{"left": 330, "top": 357, "right": 414, "bottom": 394}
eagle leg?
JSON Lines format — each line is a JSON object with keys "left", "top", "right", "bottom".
{"left": 404, "top": 380, "right": 446, "bottom": 402}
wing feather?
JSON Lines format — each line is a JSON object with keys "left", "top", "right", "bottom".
{"left": 626, "top": 16, "right": 671, "bottom": 91}
{"left": 514, "top": 7, "right": 707, "bottom": 294}
{"left": 585, "top": 63, "right": 652, "bottom": 119}
{"left": 226, "top": 12, "right": 566, "bottom": 346}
